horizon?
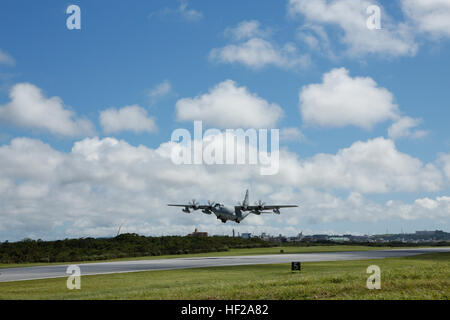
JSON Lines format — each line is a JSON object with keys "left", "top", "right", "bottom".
{"left": 3, "top": 228, "right": 449, "bottom": 243}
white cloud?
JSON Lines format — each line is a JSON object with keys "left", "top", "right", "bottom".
{"left": 0, "top": 49, "right": 15, "bottom": 66}
{"left": 388, "top": 116, "right": 428, "bottom": 140}
{"left": 210, "top": 38, "right": 310, "bottom": 70}
{"left": 275, "top": 137, "right": 443, "bottom": 194}
{"left": 148, "top": 80, "right": 172, "bottom": 99}
{"left": 224, "top": 20, "right": 273, "bottom": 41}
{"left": 211, "top": 20, "right": 309, "bottom": 70}
{"left": 408, "top": 196, "right": 450, "bottom": 220}
{"left": 401, "top": 0, "right": 450, "bottom": 38}
{"left": 0, "top": 135, "right": 447, "bottom": 240}
{"left": 0, "top": 136, "right": 262, "bottom": 240}
{"left": 0, "top": 137, "right": 64, "bottom": 182}
{"left": 288, "top": 0, "right": 418, "bottom": 57}
{"left": 176, "top": 79, "right": 283, "bottom": 128}
{"left": 286, "top": 190, "right": 450, "bottom": 225}
{"left": 299, "top": 68, "right": 399, "bottom": 129}
{"left": 100, "top": 105, "right": 157, "bottom": 134}
{"left": 414, "top": 197, "right": 439, "bottom": 210}
{"left": 0, "top": 83, "right": 95, "bottom": 137}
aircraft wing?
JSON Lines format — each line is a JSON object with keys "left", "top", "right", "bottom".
{"left": 240, "top": 205, "right": 298, "bottom": 210}
{"left": 167, "top": 204, "right": 211, "bottom": 210}
{"left": 237, "top": 204, "right": 298, "bottom": 212}
{"left": 257, "top": 205, "right": 298, "bottom": 209}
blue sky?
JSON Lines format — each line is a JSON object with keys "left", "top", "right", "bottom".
{"left": 0, "top": 0, "right": 449, "bottom": 241}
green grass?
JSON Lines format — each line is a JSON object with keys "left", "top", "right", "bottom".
{"left": 0, "top": 252, "right": 448, "bottom": 300}
{"left": 0, "top": 245, "right": 419, "bottom": 269}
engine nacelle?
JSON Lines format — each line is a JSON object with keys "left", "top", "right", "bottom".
{"left": 251, "top": 210, "right": 261, "bottom": 215}
{"left": 202, "top": 209, "right": 212, "bottom": 215}
{"left": 182, "top": 207, "right": 191, "bottom": 213}
{"left": 273, "top": 208, "right": 280, "bottom": 214}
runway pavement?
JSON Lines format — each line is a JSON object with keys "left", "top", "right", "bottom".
{"left": 0, "top": 247, "right": 449, "bottom": 282}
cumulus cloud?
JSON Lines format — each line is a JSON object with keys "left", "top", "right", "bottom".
{"left": 0, "top": 83, "right": 95, "bottom": 137}
{"left": 210, "top": 20, "right": 309, "bottom": 70}
{"left": 288, "top": 0, "right": 418, "bottom": 57}
{"left": 388, "top": 116, "right": 428, "bottom": 140}
{"left": 100, "top": 105, "right": 157, "bottom": 134}
{"left": 0, "top": 133, "right": 447, "bottom": 240}
{"left": 401, "top": 196, "right": 450, "bottom": 220}
{"left": 210, "top": 38, "right": 309, "bottom": 70}
{"left": 401, "top": 0, "right": 450, "bottom": 38}
{"left": 0, "top": 136, "right": 263, "bottom": 240}
{"left": 176, "top": 80, "right": 283, "bottom": 128}
{"left": 285, "top": 190, "right": 450, "bottom": 225}
{"left": 299, "top": 68, "right": 399, "bottom": 129}
{"left": 275, "top": 137, "right": 443, "bottom": 193}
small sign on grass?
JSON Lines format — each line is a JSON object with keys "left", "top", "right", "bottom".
{"left": 291, "top": 261, "right": 301, "bottom": 272}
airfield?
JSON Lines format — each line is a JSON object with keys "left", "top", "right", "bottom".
{"left": 1, "top": 247, "right": 449, "bottom": 282}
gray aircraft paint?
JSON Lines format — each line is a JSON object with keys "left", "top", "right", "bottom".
{"left": 168, "top": 189, "right": 297, "bottom": 223}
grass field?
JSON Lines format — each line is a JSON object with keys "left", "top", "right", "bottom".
{"left": 0, "top": 252, "right": 448, "bottom": 300}
{"left": 0, "top": 245, "right": 422, "bottom": 269}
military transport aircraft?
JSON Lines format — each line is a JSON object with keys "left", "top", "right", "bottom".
{"left": 168, "top": 190, "right": 298, "bottom": 223}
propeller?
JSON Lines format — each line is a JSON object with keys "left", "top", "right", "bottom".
{"left": 207, "top": 200, "right": 216, "bottom": 208}
{"left": 250, "top": 200, "right": 265, "bottom": 214}
{"left": 255, "top": 200, "right": 266, "bottom": 209}
{"left": 202, "top": 200, "right": 215, "bottom": 214}
{"left": 189, "top": 199, "right": 199, "bottom": 210}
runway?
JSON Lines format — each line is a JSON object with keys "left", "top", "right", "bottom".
{"left": 0, "top": 247, "right": 449, "bottom": 282}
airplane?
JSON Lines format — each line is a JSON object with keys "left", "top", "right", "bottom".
{"left": 168, "top": 190, "right": 298, "bottom": 223}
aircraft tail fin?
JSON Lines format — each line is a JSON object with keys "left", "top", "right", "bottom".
{"left": 243, "top": 189, "right": 249, "bottom": 207}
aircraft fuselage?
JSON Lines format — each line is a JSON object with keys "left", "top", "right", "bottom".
{"left": 209, "top": 205, "right": 244, "bottom": 223}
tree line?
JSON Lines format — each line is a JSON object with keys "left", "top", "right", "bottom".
{"left": 0, "top": 233, "right": 272, "bottom": 264}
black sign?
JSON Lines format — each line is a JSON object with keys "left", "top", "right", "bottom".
{"left": 291, "top": 262, "right": 301, "bottom": 271}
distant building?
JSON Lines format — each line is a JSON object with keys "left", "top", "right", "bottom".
{"left": 329, "top": 236, "right": 350, "bottom": 242}
{"left": 188, "top": 228, "right": 208, "bottom": 237}
{"left": 286, "top": 232, "right": 303, "bottom": 243}
{"left": 247, "top": 230, "right": 448, "bottom": 244}
{"left": 311, "top": 234, "right": 329, "bottom": 241}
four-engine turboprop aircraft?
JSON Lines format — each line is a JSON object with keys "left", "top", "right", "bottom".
{"left": 168, "top": 190, "right": 298, "bottom": 223}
